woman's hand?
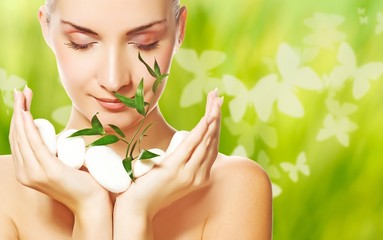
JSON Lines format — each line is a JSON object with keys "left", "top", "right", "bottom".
{"left": 113, "top": 89, "right": 223, "bottom": 239}
{"left": 9, "top": 87, "right": 112, "bottom": 239}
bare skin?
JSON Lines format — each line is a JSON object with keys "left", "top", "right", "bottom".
{"left": 0, "top": 150, "right": 271, "bottom": 239}
{"left": 0, "top": 0, "right": 272, "bottom": 239}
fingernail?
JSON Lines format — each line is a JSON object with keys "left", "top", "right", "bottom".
{"left": 218, "top": 96, "right": 224, "bottom": 107}
{"left": 213, "top": 88, "right": 219, "bottom": 98}
{"left": 14, "top": 89, "right": 20, "bottom": 103}
{"left": 23, "top": 84, "right": 29, "bottom": 94}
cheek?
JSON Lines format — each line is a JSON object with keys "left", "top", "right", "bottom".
{"left": 54, "top": 45, "right": 95, "bottom": 95}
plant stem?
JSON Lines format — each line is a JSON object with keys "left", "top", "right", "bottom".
{"left": 124, "top": 108, "right": 149, "bottom": 160}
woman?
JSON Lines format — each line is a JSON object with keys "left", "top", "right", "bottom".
{"left": 0, "top": 0, "right": 272, "bottom": 239}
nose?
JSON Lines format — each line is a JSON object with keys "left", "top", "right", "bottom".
{"left": 98, "top": 45, "right": 130, "bottom": 92}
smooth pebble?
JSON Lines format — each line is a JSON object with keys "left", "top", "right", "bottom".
{"left": 34, "top": 118, "right": 57, "bottom": 155}
{"left": 57, "top": 129, "right": 86, "bottom": 169}
{"left": 165, "top": 130, "right": 189, "bottom": 156}
{"left": 133, "top": 148, "right": 165, "bottom": 178}
{"left": 85, "top": 146, "right": 131, "bottom": 193}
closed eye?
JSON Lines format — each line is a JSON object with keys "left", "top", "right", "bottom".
{"left": 128, "top": 41, "right": 159, "bottom": 51}
{"left": 65, "top": 41, "right": 97, "bottom": 50}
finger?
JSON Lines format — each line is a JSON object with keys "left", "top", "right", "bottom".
{"left": 10, "top": 134, "right": 27, "bottom": 182}
{"left": 12, "top": 94, "right": 41, "bottom": 176}
{"left": 185, "top": 96, "right": 222, "bottom": 172}
{"left": 23, "top": 85, "right": 33, "bottom": 111}
{"left": 182, "top": 123, "right": 219, "bottom": 185}
{"left": 10, "top": 91, "right": 26, "bottom": 170}
{"left": 204, "top": 96, "right": 223, "bottom": 172}
{"left": 21, "top": 110, "right": 56, "bottom": 171}
{"left": 204, "top": 89, "right": 216, "bottom": 117}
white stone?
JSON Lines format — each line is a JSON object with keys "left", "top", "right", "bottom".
{"left": 85, "top": 146, "right": 131, "bottom": 193}
{"left": 165, "top": 131, "right": 189, "bottom": 156}
{"left": 57, "top": 129, "right": 86, "bottom": 169}
{"left": 133, "top": 148, "right": 165, "bottom": 178}
{"left": 34, "top": 118, "right": 57, "bottom": 155}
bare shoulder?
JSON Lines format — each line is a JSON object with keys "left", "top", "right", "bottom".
{"left": 211, "top": 153, "right": 272, "bottom": 193}
{"left": 0, "top": 154, "right": 19, "bottom": 192}
{"left": 0, "top": 154, "right": 22, "bottom": 207}
{"left": 204, "top": 154, "right": 273, "bottom": 239}
{"left": 0, "top": 155, "right": 20, "bottom": 239}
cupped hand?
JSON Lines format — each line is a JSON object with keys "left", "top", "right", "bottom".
{"left": 9, "top": 87, "right": 110, "bottom": 214}
{"left": 115, "top": 89, "right": 223, "bottom": 217}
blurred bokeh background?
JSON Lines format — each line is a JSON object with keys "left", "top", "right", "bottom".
{"left": 1, "top": 0, "right": 383, "bottom": 239}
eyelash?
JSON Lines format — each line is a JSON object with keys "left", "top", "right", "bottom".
{"left": 129, "top": 41, "right": 160, "bottom": 51}
{"left": 65, "top": 41, "right": 160, "bottom": 51}
{"left": 65, "top": 41, "right": 95, "bottom": 50}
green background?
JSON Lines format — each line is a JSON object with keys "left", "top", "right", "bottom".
{"left": 1, "top": 0, "right": 383, "bottom": 239}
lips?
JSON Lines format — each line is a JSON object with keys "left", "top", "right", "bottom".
{"left": 95, "top": 97, "right": 127, "bottom": 111}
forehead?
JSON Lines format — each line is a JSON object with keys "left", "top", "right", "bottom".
{"left": 53, "top": 0, "right": 174, "bottom": 31}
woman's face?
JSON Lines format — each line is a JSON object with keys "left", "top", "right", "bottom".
{"left": 39, "top": 0, "right": 186, "bottom": 129}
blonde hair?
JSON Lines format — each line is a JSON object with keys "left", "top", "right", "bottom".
{"left": 45, "top": 0, "right": 181, "bottom": 20}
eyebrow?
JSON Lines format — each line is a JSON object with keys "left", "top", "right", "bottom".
{"left": 61, "top": 20, "right": 98, "bottom": 35}
{"left": 60, "top": 19, "right": 167, "bottom": 36}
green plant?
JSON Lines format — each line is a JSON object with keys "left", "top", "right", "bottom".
{"left": 69, "top": 52, "right": 168, "bottom": 179}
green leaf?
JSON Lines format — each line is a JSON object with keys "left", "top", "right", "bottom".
{"left": 135, "top": 78, "right": 146, "bottom": 116}
{"left": 68, "top": 128, "right": 101, "bottom": 138}
{"left": 154, "top": 59, "right": 161, "bottom": 76}
{"left": 138, "top": 52, "right": 157, "bottom": 78}
{"left": 129, "top": 140, "right": 139, "bottom": 157}
{"left": 152, "top": 74, "right": 168, "bottom": 94}
{"left": 108, "top": 124, "right": 125, "bottom": 138}
{"left": 122, "top": 157, "right": 133, "bottom": 176}
{"left": 113, "top": 92, "right": 135, "bottom": 108}
{"left": 91, "top": 114, "right": 104, "bottom": 134}
{"left": 89, "top": 135, "right": 119, "bottom": 147}
{"left": 139, "top": 149, "right": 160, "bottom": 160}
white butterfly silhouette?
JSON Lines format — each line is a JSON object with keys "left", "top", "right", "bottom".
{"left": 51, "top": 105, "right": 72, "bottom": 126}
{"left": 271, "top": 182, "right": 282, "bottom": 198}
{"left": 221, "top": 73, "right": 278, "bottom": 123}
{"left": 280, "top": 152, "right": 310, "bottom": 183}
{"left": 358, "top": 8, "right": 366, "bottom": 15}
{"left": 303, "top": 12, "right": 346, "bottom": 50}
{"left": 0, "top": 69, "right": 27, "bottom": 108}
{"left": 231, "top": 145, "right": 249, "bottom": 158}
{"left": 224, "top": 43, "right": 322, "bottom": 122}
{"left": 224, "top": 117, "right": 278, "bottom": 156}
{"left": 255, "top": 43, "right": 323, "bottom": 121}
{"left": 331, "top": 42, "right": 383, "bottom": 100}
{"left": 222, "top": 74, "right": 261, "bottom": 122}
{"left": 325, "top": 97, "right": 358, "bottom": 118}
{"left": 317, "top": 97, "right": 358, "bottom": 147}
{"left": 174, "top": 49, "right": 226, "bottom": 107}
{"left": 256, "top": 151, "right": 281, "bottom": 180}
{"left": 316, "top": 114, "right": 358, "bottom": 147}
{"left": 376, "top": 12, "right": 383, "bottom": 35}
{"left": 359, "top": 16, "right": 368, "bottom": 25}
